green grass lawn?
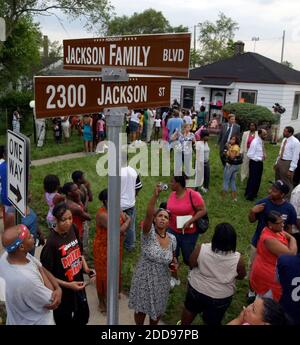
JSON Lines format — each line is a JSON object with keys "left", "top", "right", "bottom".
{"left": 28, "top": 135, "right": 279, "bottom": 325}
{"left": 0, "top": 119, "right": 84, "bottom": 160}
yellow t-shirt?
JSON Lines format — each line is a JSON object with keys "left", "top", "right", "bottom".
{"left": 139, "top": 115, "right": 144, "bottom": 126}
{"left": 227, "top": 144, "right": 240, "bottom": 156}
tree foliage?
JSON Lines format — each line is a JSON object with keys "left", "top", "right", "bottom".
{"left": 282, "top": 61, "right": 293, "bottom": 68}
{"left": 192, "top": 13, "right": 238, "bottom": 67}
{"left": 0, "top": 16, "right": 42, "bottom": 90}
{"left": 106, "top": 9, "right": 188, "bottom": 36}
{"left": 0, "top": 0, "right": 113, "bottom": 38}
{"left": 222, "top": 102, "right": 274, "bottom": 131}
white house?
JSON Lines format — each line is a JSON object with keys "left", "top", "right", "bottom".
{"left": 171, "top": 42, "right": 300, "bottom": 134}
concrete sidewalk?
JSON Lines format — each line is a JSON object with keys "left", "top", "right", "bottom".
{"left": 31, "top": 151, "right": 90, "bottom": 166}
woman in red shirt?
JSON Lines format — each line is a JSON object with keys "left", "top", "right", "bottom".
{"left": 166, "top": 174, "right": 207, "bottom": 286}
{"left": 250, "top": 210, "right": 297, "bottom": 301}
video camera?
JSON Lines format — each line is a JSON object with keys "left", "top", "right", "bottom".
{"left": 272, "top": 103, "right": 286, "bottom": 114}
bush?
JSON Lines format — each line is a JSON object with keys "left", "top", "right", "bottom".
{"left": 0, "top": 90, "right": 33, "bottom": 134}
{"left": 222, "top": 102, "right": 274, "bottom": 131}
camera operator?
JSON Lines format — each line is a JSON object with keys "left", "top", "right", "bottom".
{"left": 271, "top": 103, "right": 285, "bottom": 144}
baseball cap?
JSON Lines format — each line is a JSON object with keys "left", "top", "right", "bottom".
{"left": 270, "top": 180, "right": 290, "bottom": 195}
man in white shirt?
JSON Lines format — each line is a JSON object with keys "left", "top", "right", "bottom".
{"left": 0, "top": 224, "right": 62, "bottom": 324}
{"left": 275, "top": 126, "right": 300, "bottom": 199}
{"left": 121, "top": 155, "right": 143, "bottom": 251}
{"left": 146, "top": 108, "right": 155, "bottom": 143}
{"left": 245, "top": 129, "right": 267, "bottom": 201}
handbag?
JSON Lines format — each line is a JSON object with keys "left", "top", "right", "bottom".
{"left": 189, "top": 191, "right": 209, "bottom": 234}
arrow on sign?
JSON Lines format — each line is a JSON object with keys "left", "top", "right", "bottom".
{"left": 9, "top": 183, "right": 22, "bottom": 203}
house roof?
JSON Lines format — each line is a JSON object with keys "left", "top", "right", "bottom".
{"left": 189, "top": 52, "right": 300, "bottom": 85}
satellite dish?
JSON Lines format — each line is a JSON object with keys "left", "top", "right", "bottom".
{"left": 29, "top": 100, "right": 35, "bottom": 108}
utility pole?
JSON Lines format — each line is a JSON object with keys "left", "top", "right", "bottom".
{"left": 193, "top": 25, "right": 196, "bottom": 68}
{"left": 281, "top": 30, "right": 285, "bottom": 63}
{"left": 251, "top": 37, "right": 259, "bottom": 52}
{"left": 194, "top": 25, "right": 196, "bottom": 51}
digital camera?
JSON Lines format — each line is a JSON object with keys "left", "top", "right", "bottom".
{"left": 272, "top": 103, "right": 286, "bottom": 114}
{"left": 159, "top": 183, "right": 168, "bottom": 191}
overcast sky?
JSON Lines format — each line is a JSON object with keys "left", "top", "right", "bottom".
{"left": 35, "top": 0, "right": 300, "bottom": 69}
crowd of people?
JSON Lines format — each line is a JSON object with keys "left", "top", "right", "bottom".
{"left": 1, "top": 98, "right": 300, "bottom": 326}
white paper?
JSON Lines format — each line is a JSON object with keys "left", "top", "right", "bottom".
{"left": 176, "top": 215, "right": 193, "bottom": 229}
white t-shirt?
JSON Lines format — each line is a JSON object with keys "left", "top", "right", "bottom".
{"left": 154, "top": 119, "right": 161, "bottom": 128}
{"left": 120, "top": 166, "right": 138, "bottom": 210}
{"left": 183, "top": 115, "right": 192, "bottom": 125}
{"left": 0, "top": 252, "right": 54, "bottom": 325}
{"left": 60, "top": 116, "right": 70, "bottom": 127}
{"left": 130, "top": 111, "right": 140, "bottom": 124}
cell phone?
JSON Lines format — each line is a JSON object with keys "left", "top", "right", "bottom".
{"left": 88, "top": 270, "right": 95, "bottom": 277}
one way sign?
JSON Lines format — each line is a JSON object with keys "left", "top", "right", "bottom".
{"left": 7, "top": 130, "right": 30, "bottom": 217}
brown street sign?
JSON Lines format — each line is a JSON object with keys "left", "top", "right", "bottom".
{"left": 63, "top": 33, "right": 191, "bottom": 77}
{"left": 34, "top": 76, "right": 171, "bottom": 118}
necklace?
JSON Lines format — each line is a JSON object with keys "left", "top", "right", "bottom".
{"left": 155, "top": 229, "right": 167, "bottom": 239}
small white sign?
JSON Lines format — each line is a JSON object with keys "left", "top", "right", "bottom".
{"left": 7, "top": 130, "right": 30, "bottom": 217}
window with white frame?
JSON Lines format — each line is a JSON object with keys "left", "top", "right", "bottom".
{"left": 292, "top": 92, "right": 300, "bottom": 120}
{"left": 181, "top": 86, "right": 195, "bottom": 109}
{"left": 238, "top": 89, "right": 257, "bottom": 104}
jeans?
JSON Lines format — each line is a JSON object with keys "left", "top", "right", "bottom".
{"left": 54, "top": 289, "right": 89, "bottom": 325}
{"left": 223, "top": 164, "right": 239, "bottom": 192}
{"left": 184, "top": 283, "right": 232, "bottom": 325}
{"left": 174, "top": 150, "right": 193, "bottom": 177}
{"left": 167, "top": 228, "right": 199, "bottom": 266}
{"left": 123, "top": 206, "right": 136, "bottom": 251}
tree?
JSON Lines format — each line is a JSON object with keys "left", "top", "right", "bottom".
{"left": 0, "top": 0, "right": 113, "bottom": 39}
{"left": 282, "top": 61, "right": 293, "bottom": 69}
{"left": 41, "top": 38, "right": 63, "bottom": 68}
{"left": 194, "top": 13, "right": 238, "bottom": 67}
{"left": 106, "top": 9, "right": 188, "bottom": 36}
{"left": 222, "top": 102, "right": 274, "bottom": 132}
{"left": 0, "top": 16, "right": 42, "bottom": 90}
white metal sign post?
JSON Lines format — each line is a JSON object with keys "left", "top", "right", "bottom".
{"left": 7, "top": 130, "right": 30, "bottom": 217}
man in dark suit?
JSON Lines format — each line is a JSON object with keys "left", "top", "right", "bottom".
{"left": 218, "top": 114, "right": 241, "bottom": 166}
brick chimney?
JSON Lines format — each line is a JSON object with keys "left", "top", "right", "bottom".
{"left": 234, "top": 41, "right": 245, "bottom": 55}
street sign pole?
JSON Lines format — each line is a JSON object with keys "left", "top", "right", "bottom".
{"left": 105, "top": 106, "right": 127, "bottom": 325}
{"left": 103, "top": 68, "right": 128, "bottom": 325}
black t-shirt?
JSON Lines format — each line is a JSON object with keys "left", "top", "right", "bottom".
{"left": 40, "top": 224, "right": 84, "bottom": 283}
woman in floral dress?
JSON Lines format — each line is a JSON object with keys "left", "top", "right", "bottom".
{"left": 128, "top": 185, "right": 177, "bottom": 325}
